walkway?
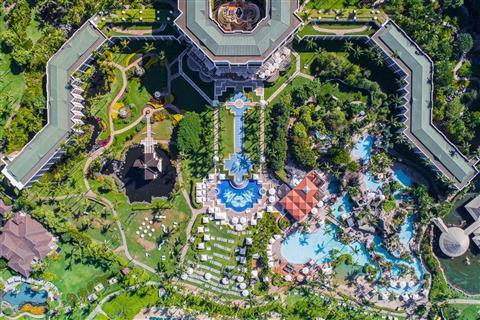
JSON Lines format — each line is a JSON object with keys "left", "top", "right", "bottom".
{"left": 266, "top": 51, "right": 301, "bottom": 104}
{"left": 82, "top": 56, "right": 167, "bottom": 275}
{"left": 312, "top": 24, "right": 368, "bottom": 36}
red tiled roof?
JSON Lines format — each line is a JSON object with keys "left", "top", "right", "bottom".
{"left": 0, "top": 212, "right": 55, "bottom": 277}
{"left": 280, "top": 171, "right": 324, "bottom": 222}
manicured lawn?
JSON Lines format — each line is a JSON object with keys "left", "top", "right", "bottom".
{"left": 264, "top": 54, "right": 297, "bottom": 100}
{"left": 220, "top": 107, "right": 235, "bottom": 158}
{"left": 103, "top": 287, "right": 158, "bottom": 319}
{"left": 91, "top": 68, "right": 124, "bottom": 140}
{"left": 44, "top": 243, "right": 118, "bottom": 298}
{"left": 88, "top": 175, "right": 192, "bottom": 272}
{"left": 307, "top": 0, "right": 362, "bottom": 9}
{"left": 269, "top": 76, "right": 310, "bottom": 106}
{"left": 446, "top": 304, "right": 480, "bottom": 320}
{"left": 298, "top": 24, "right": 334, "bottom": 37}
{"left": 114, "top": 78, "right": 150, "bottom": 130}
{"left": 171, "top": 76, "right": 209, "bottom": 112}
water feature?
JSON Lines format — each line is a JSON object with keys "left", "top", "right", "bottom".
{"left": 436, "top": 193, "right": 480, "bottom": 294}
{"left": 331, "top": 194, "right": 353, "bottom": 220}
{"left": 216, "top": 179, "right": 262, "bottom": 212}
{"left": 393, "top": 168, "right": 412, "bottom": 187}
{"left": 351, "top": 134, "right": 373, "bottom": 162}
{"left": 120, "top": 145, "right": 176, "bottom": 203}
{"left": 224, "top": 92, "right": 255, "bottom": 185}
{"left": 2, "top": 283, "right": 47, "bottom": 307}
{"left": 364, "top": 171, "right": 383, "bottom": 192}
{"left": 281, "top": 218, "right": 424, "bottom": 294}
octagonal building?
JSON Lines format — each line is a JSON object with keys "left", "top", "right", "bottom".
{"left": 175, "top": 0, "right": 302, "bottom": 65}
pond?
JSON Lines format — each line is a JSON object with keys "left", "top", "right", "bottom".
{"left": 119, "top": 145, "right": 176, "bottom": 203}
{"left": 436, "top": 193, "right": 480, "bottom": 294}
{"left": 2, "top": 283, "right": 47, "bottom": 307}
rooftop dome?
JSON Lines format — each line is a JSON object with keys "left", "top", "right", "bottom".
{"left": 439, "top": 227, "right": 469, "bottom": 258}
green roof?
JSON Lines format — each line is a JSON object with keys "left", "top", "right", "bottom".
{"left": 5, "top": 22, "right": 105, "bottom": 188}
{"left": 176, "top": 0, "right": 301, "bottom": 62}
{"left": 378, "top": 23, "right": 477, "bottom": 187}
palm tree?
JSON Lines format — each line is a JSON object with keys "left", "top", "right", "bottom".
{"left": 120, "top": 39, "right": 130, "bottom": 50}
{"left": 143, "top": 42, "right": 155, "bottom": 53}
{"left": 344, "top": 41, "right": 354, "bottom": 53}
{"left": 352, "top": 46, "right": 363, "bottom": 59}
{"left": 305, "top": 37, "right": 317, "bottom": 51}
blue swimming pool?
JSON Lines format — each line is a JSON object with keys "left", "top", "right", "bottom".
{"left": 393, "top": 168, "right": 412, "bottom": 187}
{"left": 351, "top": 135, "right": 373, "bottom": 162}
{"left": 224, "top": 152, "right": 253, "bottom": 184}
{"left": 2, "top": 283, "right": 48, "bottom": 307}
{"left": 364, "top": 171, "right": 383, "bottom": 192}
{"left": 217, "top": 179, "right": 262, "bottom": 212}
{"left": 281, "top": 218, "right": 424, "bottom": 294}
{"left": 331, "top": 194, "right": 353, "bottom": 219}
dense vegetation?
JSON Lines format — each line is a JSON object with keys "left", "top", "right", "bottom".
{"left": 385, "top": 0, "right": 480, "bottom": 155}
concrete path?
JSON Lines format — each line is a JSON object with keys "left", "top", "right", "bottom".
{"left": 266, "top": 51, "right": 301, "bottom": 104}
{"left": 447, "top": 299, "right": 480, "bottom": 305}
{"left": 312, "top": 24, "right": 368, "bottom": 35}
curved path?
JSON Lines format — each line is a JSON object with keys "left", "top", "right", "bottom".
{"left": 312, "top": 24, "right": 368, "bottom": 36}
{"left": 82, "top": 57, "right": 165, "bottom": 274}
{"left": 453, "top": 56, "right": 480, "bottom": 85}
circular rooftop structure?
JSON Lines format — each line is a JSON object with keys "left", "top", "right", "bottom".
{"left": 175, "top": 0, "right": 301, "bottom": 64}
{"left": 439, "top": 227, "right": 469, "bottom": 258}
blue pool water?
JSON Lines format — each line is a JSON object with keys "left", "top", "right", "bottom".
{"left": 2, "top": 283, "right": 48, "bottom": 307}
{"left": 399, "top": 215, "right": 414, "bottom": 248}
{"left": 351, "top": 135, "right": 373, "bottom": 162}
{"left": 224, "top": 152, "right": 253, "bottom": 184}
{"left": 331, "top": 194, "right": 353, "bottom": 219}
{"left": 281, "top": 218, "right": 424, "bottom": 294}
{"left": 393, "top": 168, "right": 412, "bottom": 187}
{"left": 217, "top": 179, "right": 262, "bottom": 212}
{"left": 281, "top": 224, "right": 372, "bottom": 266}
{"left": 224, "top": 92, "right": 254, "bottom": 183}
{"left": 364, "top": 171, "right": 383, "bottom": 192}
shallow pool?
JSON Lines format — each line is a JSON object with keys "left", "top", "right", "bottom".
{"left": 2, "top": 283, "right": 48, "bottom": 307}
{"left": 281, "top": 224, "right": 372, "bottom": 266}
{"left": 393, "top": 168, "right": 412, "bottom": 187}
{"left": 281, "top": 218, "right": 424, "bottom": 294}
{"left": 351, "top": 135, "right": 373, "bottom": 162}
{"left": 364, "top": 171, "right": 383, "bottom": 192}
{"left": 331, "top": 194, "right": 353, "bottom": 219}
{"left": 217, "top": 179, "right": 262, "bottom": 212}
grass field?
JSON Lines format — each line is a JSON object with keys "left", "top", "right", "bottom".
{"left": 103, "top": 287, "right": 158, "bottom": 319}
{"left": 220, "top": 107, "right": 235, "bottom": 159}
{"left": 445, "top": 304, "right": 480, "bottom": 320}
{"left": 91, "top": 68, "right": 124, "bottom": 140}
{"left": 45, "top": 243, "right": 119, "bottom": 298}
{"left": 263, "top": 54, "right": 297, "bottom": 100}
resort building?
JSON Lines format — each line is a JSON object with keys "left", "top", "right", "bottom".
{"left": 175, "top": 0, "right": 301, "bottom": 65}
{"left": 280, "top": 171, "right": 326, "bottom": 222}
{"left": 370, "top": 21, "right": 478, "bottom": 190}
{"left": 435, "top": 194, "right": 480, "bottom": 257}
{"left": 0, "top": 212, "right": 56, "bottom": 277}
{"left": 1, "top": 21, "right": 107, "bottom": 190}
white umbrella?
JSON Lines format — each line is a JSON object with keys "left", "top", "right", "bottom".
{"left": 268, "top": 188, "right": 276, "bottom": 195}
{"left": 187, "top": 267, "right": 193, "bottom": 275}
{"left": 241, "top": 290, "right": 249, "bottom": 297}
{"left": 222, "top": 277, "right": 229, "bottom": 285}
{"left": 204, "top": 273, "right": 212, "bottom": 280}
{"left": 238, "top": 283, "right": 247, "bottom": 290}
{"left": 232, "top": 217, "right": 239, "bottom": 224}
{"left": 237, "top": 276, "right": 244, "bottom": 283}
{"left": 311, "top": 207, "right": 318, "bottom": 215}
{"left": 284, "top": 275, "right": 292, "bottom": 281}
